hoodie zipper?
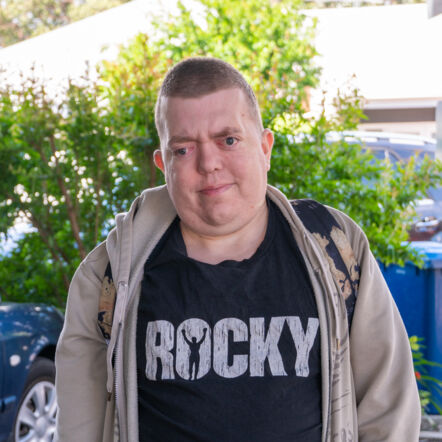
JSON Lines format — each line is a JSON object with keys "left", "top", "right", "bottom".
{"left": 105, "top": 281, "right": 129, "bottom": 442}
{"left": 112, "top": 269, "right": 150, "bottom": 441}
{"left": 115, "top": 281, "right": 128, "bottom": 396}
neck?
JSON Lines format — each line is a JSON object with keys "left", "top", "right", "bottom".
{"left": 180, "top": 204, "right": 269, "bottom": 265}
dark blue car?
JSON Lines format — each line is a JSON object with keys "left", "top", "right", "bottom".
{"left": 0, "top": 302, "right": 63, "bottom": 442}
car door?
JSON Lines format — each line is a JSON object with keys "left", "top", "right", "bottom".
{"left": 0, "top": 302, "right": 63, "bottom": 440}
{"left": 0, "top": 303, "right": 31, "bottom": 440}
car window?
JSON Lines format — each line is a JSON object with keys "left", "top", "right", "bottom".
{"left": 366, "top": 147, "right": 401, "bottom": 164}
{"left": 370, "top": 148, "right": 387, "bottom": 160}
{"left": 388, "top": 146, "right": 415, "bottom": 160}
{"left": 385, "top": 149, "right": 401, "bottom": 164}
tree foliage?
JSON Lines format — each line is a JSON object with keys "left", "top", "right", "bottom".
{"left": 0, "top": 74, "right": 137, "bottom": 303}
{"left": 0, "top": 0, "right": 441, "bottom": 306}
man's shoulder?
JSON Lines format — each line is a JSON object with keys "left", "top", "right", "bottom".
{"left": 322, "top": 205, "right": 369, "bottom": 259}
{"left": 288, "top": 197, "right": 367, "bottom": 250}
{"left": 73, "top": 241, "right": 109, "bottom": 289}
{"left": 266, "top": 186, "right": 366, "bottom": 249}
{"left": 83, "top": 240, "right": 108, "bottom": 264}
{"left": 291, "top": 198, "right": 361, "bottom": 231}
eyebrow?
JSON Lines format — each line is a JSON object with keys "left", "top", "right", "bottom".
{"left": 167, "top": 127, "right": 242, "bottom": 147}
{"left": 211, "top": 126, "right": 242, "bottom": 138}
{"left": 167, "top": 135, "right": 195, "bottom": 146}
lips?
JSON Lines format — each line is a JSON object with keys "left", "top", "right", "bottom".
{"left": 199, "top": 183, "right": 232, "bottom": 196}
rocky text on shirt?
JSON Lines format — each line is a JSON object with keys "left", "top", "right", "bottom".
{"left": 145, "top": 316, "right": 319, "bottom": 381}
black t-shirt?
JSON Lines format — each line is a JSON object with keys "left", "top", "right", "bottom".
{"left": 136, "top": 200, "right": 321, "bottom": 441}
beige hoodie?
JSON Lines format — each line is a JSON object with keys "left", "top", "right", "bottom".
{"left": 55, "top": 185, "right": 421, "bottom": 442}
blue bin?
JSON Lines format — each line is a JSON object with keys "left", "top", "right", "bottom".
{"left": 379, "top": 241, "right": 442, "bottom": 412}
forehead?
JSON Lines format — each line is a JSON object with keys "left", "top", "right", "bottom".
{"left": 160, "top": 88, "right": 254, "bottom": 138}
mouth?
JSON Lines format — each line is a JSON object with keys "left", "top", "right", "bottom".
{"left": 199, "top": 183, "right": 232, "bottom": 196}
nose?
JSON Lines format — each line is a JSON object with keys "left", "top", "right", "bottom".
{"left": 196, "top": 142, "right": 222, "bottom": 174}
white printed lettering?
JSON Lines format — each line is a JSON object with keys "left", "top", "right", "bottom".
{"left": 286, "top": 316, "right": 319, "bottom": 377}
{"left": 249, "top": 317, "right": 287, "bottom": 377}
{"left": 145, "top": 316, "right": 319, "bottom": 381}
{"left": 213, "top": 318, "right": 248, "bottom": 378}
{"left": 145, "top": 320, "right": 175, "bottom": 380}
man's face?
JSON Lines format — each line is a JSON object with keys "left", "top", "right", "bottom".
{"left": 154, "top": 88, "right": 274, "bottom": 238}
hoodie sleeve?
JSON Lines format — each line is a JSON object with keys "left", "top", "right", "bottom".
{"left": 330, "top": 208, "right": 421, "bottom": 442}
{"left": 55, "top": 243, "right": 110, "bottom": 442}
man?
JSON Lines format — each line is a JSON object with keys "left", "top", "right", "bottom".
{"left": 55, "top": 57, "right": 420, "bottom": 441}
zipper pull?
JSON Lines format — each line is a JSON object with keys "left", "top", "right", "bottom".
{"left": 117, "top": 281, "right": 129, "bottom": 324}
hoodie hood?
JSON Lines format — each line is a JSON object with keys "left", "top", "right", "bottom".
{"left": 103, "top": 185, "right": 176, "bottom": 416}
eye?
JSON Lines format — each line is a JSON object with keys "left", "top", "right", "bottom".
{"left": 224, "top": 136, "right": 238, "bottom": 147}
{"left": 174, "top": 147, "right": 189, "bottom": 156}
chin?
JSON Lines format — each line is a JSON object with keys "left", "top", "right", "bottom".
{"left": 180, "top": 209, "right": 237, "bottom": 235}
{"left": 202, "top": 211, "right": 237, "bottom": 228}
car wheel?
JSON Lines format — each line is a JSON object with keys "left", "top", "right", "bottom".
{"left": 10, "top": 357, "right": 57, "bottom": 442}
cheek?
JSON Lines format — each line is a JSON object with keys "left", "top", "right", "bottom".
{"left": 165, "top": 161, "right": 180, "bottom": 183}
{"left": 233, "top": 153, "right": 267, "bottom": 180}
{"left": 165, "top": 165, "right": 192, "bottom": 197}
{"left": 239, "top": 160, "right": 268, "bottom": 198}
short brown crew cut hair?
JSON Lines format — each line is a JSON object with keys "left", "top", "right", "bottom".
{"left": 155, "top": 57, "right": 263, "bottom": 141}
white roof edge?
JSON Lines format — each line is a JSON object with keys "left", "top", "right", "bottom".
{"left": 364, "top": 98, "right": 442, "bottom": 110}
{"left": 334, "top": 130, "right": 437, "bottom": 145}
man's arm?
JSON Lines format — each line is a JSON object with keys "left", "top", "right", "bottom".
{"left": 181, "top": 329, "right": 193, "bottom": 346}
{"left": 331, "top": 208, "right": 421, "bottom": 441}
{"left": 197, "top": 328, "right": 208, "bottom": 345}
{"left": 55, "top": 245, "right": 109, "bottom": 442}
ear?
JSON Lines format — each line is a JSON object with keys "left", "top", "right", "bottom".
{"left": 261, "top": 129, "right": 274, "bottom": 171}
{"left": 153, "top": 149, "right": 165, "bottom": 173}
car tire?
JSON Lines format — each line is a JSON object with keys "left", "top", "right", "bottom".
{"left": 8, "top": 357, "right": 57, "bottom": 442}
